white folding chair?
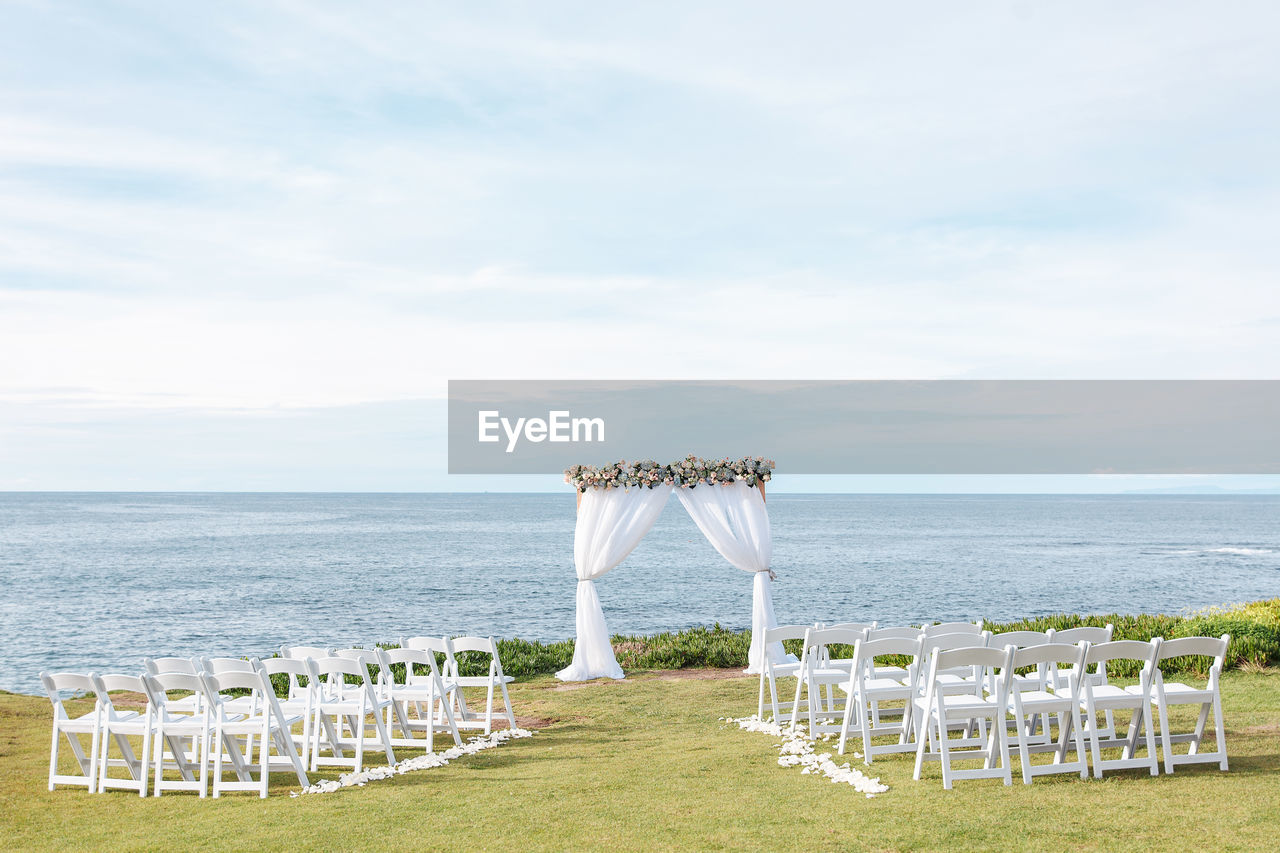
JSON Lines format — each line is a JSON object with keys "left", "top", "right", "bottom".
{"left": 202, "top": 657, "right": 262, "bottom": 754}
{"left": 1078, "top": 640, "right": 1161, "bottom": 778}
{"left": 1140, "top": 634, "right": 1231, "bottom": 774}
{"left": 201, "top": 669, "right": 309, "bottom": 797}
{"left": 918, "top": 631, "right": 992, "bottom": 698}
{"left": 988, "top": 631, "right": 1053, "bottom": 689}
{"left": 376, "top": 647, "right": 463, "bottom": 751}
{"left": 92, "top": 673, "right": 151, "bottom": 797}
{"left": 789, "top": 626, "right": 868, "bottom": 736}
{"left": 252, "top": 657, "right": 317, "bottom": 770}
{"left": 820, "top": 622, "right": 877, "bottom": 671}
{"left": 756, "top": 625, "right": 810, "bottom": 724}
{"left": 1049, "top": 624, "right": 1116, "bottom": 739}
{"left": 865, "top": 627, "right": 922, "bottom": 679}
{"left": 913, "top": 645, "right": 1012, "bottom": 789}
{"left": 443, "top": 637, "right": 517, "bottom": 734}
{"left": 142, "top": 671, "right": 210, "bottom": 797}
{"left": 280, "top": 646, "right": 332, "bottom": 703}
{"left": 1003, "top": 642, "right": 1090, "bottom": 784}
{"left": 837, "top": 636, "right": 921, "bottom": 762}
{"left": 310, "top": 656, "right": 397, "bottom": 774}
{"left": 143, "top": 657, "right": 202, "bottom": 713}
{"left": 41, "top": 672, "right": 101, "bottom": 793}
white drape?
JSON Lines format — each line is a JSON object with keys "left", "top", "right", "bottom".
{"left": 675, "top": 480, "right": 787, "bottom": 673}
{"left": 555, "top": 484, "right": 673, "bottom": 681}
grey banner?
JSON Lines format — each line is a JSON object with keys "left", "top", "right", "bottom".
{"left": 447, "top": 380, "right": 1280, "bottom": 475}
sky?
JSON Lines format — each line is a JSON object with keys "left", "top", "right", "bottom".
{"left": 1, "top": 1, "right": 1278, "bottom": 491}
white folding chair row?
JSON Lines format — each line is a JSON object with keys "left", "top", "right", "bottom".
{"left": 43, "top": 665, "right": 309, "bottom": 799}
{"left": 904, "top": 634, "right": 1231, "bottom": 788}
{"left": 403, "top": 635, "right": 516, "bottom": 734}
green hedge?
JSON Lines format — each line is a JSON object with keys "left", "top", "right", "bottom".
{"left": 259, "top": 598, "right": 1279, "bottom": 695}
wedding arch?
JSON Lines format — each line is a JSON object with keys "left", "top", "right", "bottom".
{"left": 556, "top": 456, "right": 789, "bottom": 681}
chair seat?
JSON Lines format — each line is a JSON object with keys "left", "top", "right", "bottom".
{"left": 918, "top": 694, "right": 998, "bottom": 714}
{"left": 389, "top": 685, "right": 451, "bottom": 701}
{"left": 767, "top": 662, "right": 803, "bottom": 677}
{"left": 839, "top": 677, "right": 911, "bottom": 695}
{"left": 873, "top": 665, "right": 909, "bottom": 680}
{"left": 57, "top": 712, "right": 101, "bottom": 733}
{"left": 1132, "top": 682, "right": 1214, "bottom": 702}
{"left": 220, "top": 712, "right": 302, "bottom": 735}
{"left": 1009, "top": 690, "right": 1071, "bottom": 710}
{"left": 452, "top": 676, "right": 515, "bottom": 687}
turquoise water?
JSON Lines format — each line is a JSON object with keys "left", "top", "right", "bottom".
{"left": 1, "top": 492, "right": 1277, "bottom": 694}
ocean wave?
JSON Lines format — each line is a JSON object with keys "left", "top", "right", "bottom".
{"left": 1171, "top": 547, "right": 1275, "bottom": 556}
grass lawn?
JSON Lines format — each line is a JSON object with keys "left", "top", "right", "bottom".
{"left": 3, "top": 669, "right": 1277, "bottom": 852}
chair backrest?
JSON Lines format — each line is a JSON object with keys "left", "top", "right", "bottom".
{"left": 448, "top": 636, "right": 497, "bottom": 655}
{"left": 1083, "top": 639, "right": 1160, "bottom": 668}
{"left": 201, "top": 657, "right": 255, "bottom": 674}
{"left": 923, "top": 621, "right": 983, "bottom": 637}
{"left": 1008, "top": 641, "right": 1088, "bottom": 670}
{"left": 41, "top": 671, "right": 97, "bottom": 718}
{"left": 144, "top": 657, "right": 198, "bottom": 676}
{"left": 142, "top": 671, "right": 206, "bottom": 717}
{"left": 801, "top": 626, "right": 868, "bottom": 660}
{"left": 857, "top": 636, "right": 922, "bottom": 661}
{"left": 92, "top": 673, "right": 148, "bottom": 719}
{"left": 333, "top": 647, "right": 379, "bottom": 663}
{"left": 378, "top": 647, "right": 442, "bottom": 685}
{"left": 763, "top": 624, "right": 812, "bottom": 645}
{"left": 1048, "top": 624, "right": 1113, "bottom": 645}
{"left": 447, "top": 636, "right": 506, "bottom": 678}
{"left": 253, "top": 655, "right": 317, "bottom": 701}
{"left": 921, "top": 631, "right": 991, "bottom": 655}
{"left": 282, "top": 645, "right": 333, "bottom": 661}
{"left": 825, "top": 621, "right": 876, "bottom": 633}
{"left": 403, "top": 636, "right": 456, "bottom": 676}
{"left": 868, "top": 627, "right": 923, "bottom": 641}
{"left": 930, "top": 645, "right": 1010, "bottom": 678}
{"left": 1156, "top": 634, "right": 1230, "bottom": 662}
{"left": 255, "top": 655, "right": 316, "bottom": 680}
{"left": 201, "top": 668, "right": 289, "bottom": 725}
{"left": 988, "top": 630, "right": 1051, "bottom": 649}
{"left": 311, "top": 655, "right": 374, "bottom": 699}
{"left": 1155, "top": 634, "right": 1230, "bottom": 684}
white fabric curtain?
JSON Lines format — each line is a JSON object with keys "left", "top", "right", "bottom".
{"left": 556, "top": 484, "right": 673, "bottom": 681}
{"left": 675, "top": 480, "right": 787, "bottom": 673}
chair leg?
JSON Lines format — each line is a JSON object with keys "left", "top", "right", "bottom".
{"left": 259, "top": 723, "right": 269, "bottom": 799}
{"left": 212, "top": 722, "right": 224, "bottom": 798}
{"left": 1189, "top": 701, "right": 1212, "bottom": 755}
{"left": 484, "top": 680, "right": 496, "bottom": 735}
{"left": 1157, "top": 699, "right": 1174, "bottom": 774}
{"left": 937, "top": 713, "right": 954, "bottom": 790}
{"left": 1212, "top": 693, "right": 1228, "bottom": 771}
{"left": 912, "top": 706, "right": 929, "bottom": 781}
{"left": 861, "top": 701, "right": 874, "bottom": 766}
{"left": 138, "top": 724, "right": 151, "bottom": 797}
{"left": 1014, "top": 711, "right": 1032, "bottom": 785}
{"left": 500, "top": 679, "right": 516, "bottom": 730}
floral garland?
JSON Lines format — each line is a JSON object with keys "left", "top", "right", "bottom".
{"left": 564, "top": 455, "right": 774, "bottom": 492}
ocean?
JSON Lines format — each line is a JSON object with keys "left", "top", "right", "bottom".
{"left": 1, "top": 492, "right": 1276, "bottom": 694}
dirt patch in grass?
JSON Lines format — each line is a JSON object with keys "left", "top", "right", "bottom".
{"left": 652, "top": 668, "right": 751, "bottom": 682}
{"left": 551, "top": 668, "right": 749, "bottom": 690}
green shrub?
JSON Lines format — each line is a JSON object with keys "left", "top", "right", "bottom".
{"left": 254, "top": 598, "right": 1279, "bottom": 695}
